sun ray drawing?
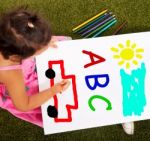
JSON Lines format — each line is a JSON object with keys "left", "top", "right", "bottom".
{"left": 111, "top": 40, "right": 144, "bottom": 69}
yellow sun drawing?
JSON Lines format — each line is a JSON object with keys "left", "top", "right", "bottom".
{"left": 111, "top": 40, "right": 144, "bottom": 69}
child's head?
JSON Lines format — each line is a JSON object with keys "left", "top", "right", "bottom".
{"left": 0, "top": 7, "right": 52, "bottom": 61}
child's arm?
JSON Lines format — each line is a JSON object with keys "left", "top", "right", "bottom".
{"left": 3, "top": 69, "right": 70, "bottom": 112}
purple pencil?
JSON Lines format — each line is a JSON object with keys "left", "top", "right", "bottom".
{"left": 81, "top": 14, "right": 116, "bottom": 36}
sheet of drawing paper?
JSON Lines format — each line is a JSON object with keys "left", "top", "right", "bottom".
{"left": 36, "top": 32, "right": 150, "bottom": 135}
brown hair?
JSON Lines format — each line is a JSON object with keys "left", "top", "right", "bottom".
{"left": 0, "top": 7, "right": 52, "bottom": 59}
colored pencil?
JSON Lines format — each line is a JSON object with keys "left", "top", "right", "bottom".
{"left": 77, "top": 12, "right": 113, "bottom": 34}
{"left": 72, "top": 9, "right": 108, "bottom": 31}
{"left": 75, "top": 13, "right": 109, "bottom": 34}
{"left": 113, "top": 21, "right": 127, "bottom": 35}
{"left": 84, "top": 18, "right": 116, "bottom": 38}
{"left": 82, "top": 15, "right": 115, "bottom": 36}
{"left": 92, "top": 19, "right": 117, "bottom": 37}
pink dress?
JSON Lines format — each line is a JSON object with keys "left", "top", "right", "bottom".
{"left": 0, "top": 36, "right": 72, "bottom": 128}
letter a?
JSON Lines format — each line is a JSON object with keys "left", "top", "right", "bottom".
{"left": 82, "top": 50, "right": 106, "bottom": 68}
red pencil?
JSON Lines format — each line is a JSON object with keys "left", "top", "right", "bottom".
{"left": 113, "top": 21, "right": 127, "bottom": 35}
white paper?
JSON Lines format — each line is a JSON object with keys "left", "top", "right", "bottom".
{"left": 36, "top": 31, "right": 150, "bottom": 135}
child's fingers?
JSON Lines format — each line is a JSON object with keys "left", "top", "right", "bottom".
{"left": 50, "top": 41, "right": 58, "bottom": 48}
{"left": 59, "top": 80, "right": 70, "bottom": 92}
{"left": 49, "top": 36, "right": 58, "bottom": 48}
{"left": 62, "top": 82, "right": 70, "bottom": 91}
{"left": 60, "top": 80, "right": 70, "bottom": 86}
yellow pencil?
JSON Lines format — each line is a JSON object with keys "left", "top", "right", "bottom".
{"left": 72, "top": 9, "right": 108, "bottom": 31}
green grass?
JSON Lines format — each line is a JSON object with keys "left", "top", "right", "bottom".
{"left": 0, "top": 0, "right": 150, "bottom": 141}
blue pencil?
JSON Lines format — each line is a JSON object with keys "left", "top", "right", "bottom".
{"left": 77, "top": 12, "right": 112, "bottom": 34}
{"left": 81, "top": 15, "right": 115, "bottom": 36}
{"left": 84, "top": 18, "right": 116, "bottom": 38}
{"left": 74, "top": 12, "right": 109, "bottom": 34}
{"left": 92, "top": 19, "right": 117, "bottom": 37}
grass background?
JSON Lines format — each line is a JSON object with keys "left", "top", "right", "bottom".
{"left": 0, "top": 0, "right": 150, "bottom": 141}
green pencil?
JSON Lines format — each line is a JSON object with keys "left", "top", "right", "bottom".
{"left": 84, "top": 18, "right": 116, "bottom": 38}
{"left": 92, "top": 19, "right": 117, "bottom": 37}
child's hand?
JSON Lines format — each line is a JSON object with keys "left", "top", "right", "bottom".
{"left": 49, "top": 36, "right": 72, "bottom": 48}
{"left": 49, "top": 36, "right": 58, "bottom": 48}
{"left": 50, "top": 80, "right": 70, "bottom": 94}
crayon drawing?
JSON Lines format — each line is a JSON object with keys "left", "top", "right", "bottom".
{"left": 36, "top": 32, "right": 150, "bottom": 135}
{"left": 111, "top": 40, "right": 146, "bottom": 116}
{"left": 111, "top": 40, "right": 144, "bottom": 69}
{"left": 47, "top": 60, "right": 78, "bottom": 122}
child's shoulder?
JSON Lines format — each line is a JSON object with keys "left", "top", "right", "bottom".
{"left": 0, "top": 69, "right": 23, "bottom": 85}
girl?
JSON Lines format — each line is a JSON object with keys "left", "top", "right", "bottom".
{"left": 0, "top": 7, "right": 70, "bottom": 127}
{"left": 0, "top": 7, "right": 134, "bottom": 135}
